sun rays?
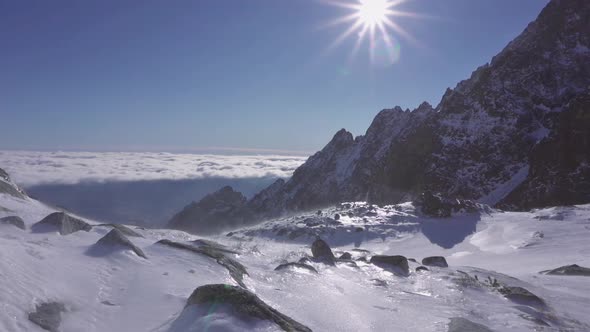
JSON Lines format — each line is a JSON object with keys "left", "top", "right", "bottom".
{"left": 322, "top": 0, "right": 420, "bottom": 65}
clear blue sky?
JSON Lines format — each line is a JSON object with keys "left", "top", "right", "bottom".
{"left": 1, "top": 0, "right": 549, "bottom": 154}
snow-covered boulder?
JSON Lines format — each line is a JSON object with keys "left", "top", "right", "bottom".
{"left": 0, "top": 215, "right": 25, "bottom": 230}
{"left": 88, "top": 229, "right": 147, "bottom": 259}
{"left": 31, "top": 212, "right": 92, "bottom": 235}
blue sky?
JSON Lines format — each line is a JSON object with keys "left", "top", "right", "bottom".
{"left": 1, "top": 0, "right": 549, "bottom": 154}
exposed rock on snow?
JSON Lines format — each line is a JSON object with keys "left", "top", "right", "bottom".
{"left": 339, "top": 252, "right": 352, "bottom": 260}
{"left": 184, "top": 284, "right": 312, "bottom": 332}
{"left": 370, "top": 255, "right": 410, "bottom": 276}
{"left": 422, "top": 256, "right": 449, "bottom": 268}
{"left": 0, "top": 167, "right": 26, "bottom": 199}
{"left": 498, "top": 286, "right": 545, "bottom": 308}
{"left": 157, "top": 239, "right": 248, "bottom": 288}
{"left": 31, "top": 212, "right": 92, "bottom": 235}
{"left": 95, "top": 223, "right": 143, "bottom": 237}
{"left": 416, "top": 266, "right": 429, "bottom": 272}
{"left": 542, "top": 264, "right": 590, "bottom": 276}
{"left": 275, "top": 262, "right": 318, "bottom": 274}
{"left": 88, "top": 229, "right": 147, "bottom": 259}
{"left": 0, "top": 215, "right": 25, "bottom": 230}
{"left": 310, "top": 238, "right": 336, "bottom": 264}
{"left": 447, "top": 317, "right": 493, "bottom": 332}
{"left": 28, "top": 302, "right": 66, "bottom": 332}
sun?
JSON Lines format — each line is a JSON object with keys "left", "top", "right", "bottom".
{"left": 357, "top": 0, "right": 390, "bottom": 27}
{"left": 323, "top": 0, "right": 419, "bottom": 64}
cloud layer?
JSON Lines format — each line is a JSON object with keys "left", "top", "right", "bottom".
{"left": 0, "top": 151, "right": 308, "bottom": 186}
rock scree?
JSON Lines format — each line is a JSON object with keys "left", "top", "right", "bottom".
{"left": 185, "top": 284, "right": 312, "bottom": 332}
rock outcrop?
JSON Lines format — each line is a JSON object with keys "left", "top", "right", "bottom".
{"left": 32, "top": 212, "right": 92, "bottom": 235}
{"left": 28, "top": 302, "right": 66, "bottom": 332}
{"left": 0, "top": 167, "right": 26, "bottom": 199}
{"left": 310, "top": 238, "right": 335, "bottom": 263}
{"left": 89, "top": 229, "right": 147, "bottom": 259}
{"left": 185, "top": 284, "right": 312, "bottom": 332}
{"left": 422, "top": 256, "right": 449, "bottom": 268}
{"left": 370, "top": 255, "right": 410, "bottom": 276}
{"left": 542, "top": 264, "right": 590, "bottom": 276}
{"left": 168, "top": 186, "right": 254, "bottom": 235}
{"left": 0, "top": 215, "right": 25, "bottom": 230}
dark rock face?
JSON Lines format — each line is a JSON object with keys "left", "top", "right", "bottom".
{"left": 186, "top": 284, "right": 312, "bottom": 332}
{"left": 168, "top": 0, "right": 590, "bottom": 233}
{"left": 499, "top": 92, "right": 590, "bottom": 210}
{"left": 28, "top": 302, "right": 66, "bottom": 332}
{"left": 275, "top": 262, "right": 318, "bottom": 274}
{"left": 95, "top": 223, "right": 143, "bottom": 238}
{"left": 0, "top": 215, "right": 25, "bottom": 230}
{"left": 157, "top": 239, "right": 248, "bottom": 288}
{"left": 448, "top": 317, "right": 493, "bottom": 332}
{"left": 90, "top": 229, "right": 147, "bottom": 259}
{"left": 370, "top": 255, "right": 410, "bottom": 276}
{"left": 543, "top": 264, "right": 590, "bottom": 276}
{"left": 422, "top": 256, "right": 449, "bottom": 268}
{"left": 339, "top": 252, "right": 352, "bottom": 260}
{"left": 0, "top": 167, "right": 26, "bottom": 199}
{"left": 311, "top": 238, "right": 335, "bottom": 264}
{"left": 499, "top": 286, "right": 545, "bottom": 308}
{"left": 168, "top": 186, "right": 254, "bottom": 235}
{"left": 32, "top": 212, "right": 92, "bottom": 235}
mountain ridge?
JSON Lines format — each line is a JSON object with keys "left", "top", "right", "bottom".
{"left": 169, "top": 0, "right": 590, "bottom": 234}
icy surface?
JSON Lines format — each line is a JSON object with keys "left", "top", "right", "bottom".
{"left": 1, "top": 191, "right": 590, "bottom": 331}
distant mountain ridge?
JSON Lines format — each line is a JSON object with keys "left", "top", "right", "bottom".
{"left": 169, "top": 0, "right": 590, "bottom": 234}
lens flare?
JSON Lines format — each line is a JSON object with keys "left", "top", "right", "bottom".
{"left": 322, "top": 0, "right": 420, "bottom": 64}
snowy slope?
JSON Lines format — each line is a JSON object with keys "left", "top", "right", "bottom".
{"left": 2, "top": 187, "right": 590, "bottom": 331}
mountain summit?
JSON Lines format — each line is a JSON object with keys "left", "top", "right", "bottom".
{"left": 170, "top": 0, "right": 590, "bottom": 233}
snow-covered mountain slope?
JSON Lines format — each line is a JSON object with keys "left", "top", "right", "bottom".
{"left": 168, "top": 0, "right": 590, "bottom": 232}
{"left": 2, "top": 184, "right": 590, "bottom": 331}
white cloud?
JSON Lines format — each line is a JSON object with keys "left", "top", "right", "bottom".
{"left": 0, "top": 151, "right": 308, "bottom": 187}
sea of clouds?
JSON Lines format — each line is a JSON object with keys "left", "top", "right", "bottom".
{"left": 0, "top": 151, "right": 308, "bottom": 187}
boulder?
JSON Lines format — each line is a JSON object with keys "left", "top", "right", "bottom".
{"left": 498, "top": 286, "right": 545, "bottom": 308}
{"left": 542, "top": 264, "right": 590, "bottom": 276}
{"left": 275, "top": 262, "right": 318, "bottom": 274}
{"left": 90, "top": 229, "right": 147, "bottom": 259}
{"left": 339, "top": 252, "right": 352, "bottom": 260}
{"left": 185, "top": 284, "right": 312, "bottom": 332}
{"left": 28, "top": 302, "right": 66, "bottom": 332}
{"left": 96, "top": 223, "right": 143, "bottom": 237}
{"left": 334, "top": 213, "right": 340, "bottom": 220}
{"left": 370, "top": 255, "right": 410, "bottom": 276}
{"left": 0, "top": 215, "right": 25, "bottom": 230}
{"left": 422, "top": 256, "right": 449, "bottom": 268}
{"left": 448, "top": 317, "right": 493, "bottom": 332}
{"left": 311, "top": 238, "right": 335, "bottom": 264}
{"left": 416, "top": 266, "right": 429, "bottom": 272}
{"left": 32, "top": 212, "right": 91, "bottom": 235}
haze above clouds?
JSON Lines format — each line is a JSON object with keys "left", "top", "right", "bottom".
{"left": 0, "top": 151, "right": 308, "bottom": 187}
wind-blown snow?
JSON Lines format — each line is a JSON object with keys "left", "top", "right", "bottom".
{"left": 0, "top": 151, "right": 307, "bottom": 186}
{"left": 1, "top": 189, "right": 590, "bottom": 331}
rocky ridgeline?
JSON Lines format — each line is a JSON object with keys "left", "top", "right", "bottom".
{"left": 169, "top": 0, "right": 590, "bottom": 234}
